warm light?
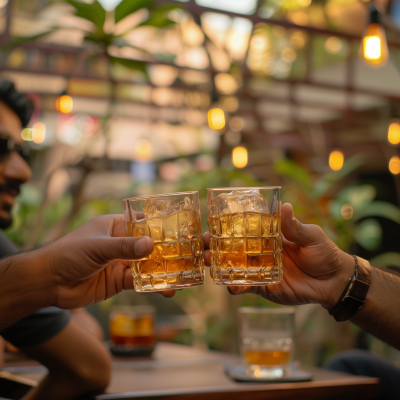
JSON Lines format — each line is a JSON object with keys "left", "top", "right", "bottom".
{"left": 21, "top": 128, "right": 32, "bottom": 141}
{"left": 56, "top": 95, "right": 73, "bottom": 114}
{"left": 389, "top": 156, "right": 400, "bottom": 175}
{"left": 359, "top": 16, "right": 388, "bottom": 68}
{"left": 32, "top": 122, "right": 46, "bottom": 144}
{"left": 229, "top": 116, "right": 244, "bottom": 132}
{"left": 208, "top": 108, "right": 225, "bottom": 130}
{"left": 214, "top": 73, "right": 238, "bottom": 95}
{"left": 135, "top": 139, "right": 152, "bottom": 162}
{"left": 325, "top": 37, "right": 342, "bottom": 54}
{"left": 181, "top": 19, "right": 205, "bottom": 47}
{"left": 388, "top": 121, "right": 400, "bottom": 145}
{"left": 297, "top": 0, "right": 311, "bottom": 7}
{"left": 281, "top": 48, "right": 296, "bottom": 62}
{"left": 232, "top": 146, "right": 248, "bottom": 168}
{"left": 341, "top": 203, "right": 353, "bottom": 220}
{"left": 329, "top": 150, "right": 344, "bottom": 171}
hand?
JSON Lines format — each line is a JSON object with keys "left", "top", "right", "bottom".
{"left": 34, "top": 214, "right": 175, "bottom": 310}
{"left": 202, "top": 203, "right": 355, "bottom": 309}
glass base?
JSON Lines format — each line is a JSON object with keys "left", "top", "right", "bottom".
{"left": 214, "top": 280, "right": 282, "bottom": 286}
{"left": 134, "top": 280, "right": 204, "bottom": 293}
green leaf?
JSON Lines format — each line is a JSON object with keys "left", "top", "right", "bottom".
{"left": 357, "top": 201, "right": 400, "bottom": 224}
{"left": 313, "top": 156, "right": 363, "bottom": 198}
{"left": 109, "top": 56, "right": 147, "bottom": 74}
{"left": 2, "top": 31, "right": 55, "bottom": 51}
{"left": 139, "top": 4, "right": 183, "bottom": 28}
{"left": 274, "top": 159, "right": 310, "bottom": 189}
{"left": 355, "top": 219, "right": 382, "bottom": 250}
{"left": 370, "top": 252, "right": 400, "bottom": 268}
{"left": 67, "top": 0, "right": 106, "bottom": 30}
{"left": 115, "top": 0, "right": 153, "bottom": 23}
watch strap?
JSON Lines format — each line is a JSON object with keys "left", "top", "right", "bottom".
{"left": 328, "top": 256, "right": 371, "bottom": 322}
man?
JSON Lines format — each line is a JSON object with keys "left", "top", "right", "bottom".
{"left": 0, "top": 79, "right": 111, "bottom": 400}
{"left": 202, "top": 203, "right": 400, "bottom": 399}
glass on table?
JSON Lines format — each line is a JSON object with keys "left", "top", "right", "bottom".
{"left": 207, "top": 187, "right": 282, "bottom": 286}
{"left": 239, "top": 307, "right": 295, "bottom": 374}
{"left": 109, "top": 306, "right": 155, "bottom": 349}
{"left": 123, "top": 191, "right": 205, "bottom": 293}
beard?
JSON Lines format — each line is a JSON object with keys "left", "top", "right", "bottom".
{"left": 0, "top": 182, "right": 20, "bottom": 230}
{"left": 0, "top": 203, "right": 13, "bottom": 229}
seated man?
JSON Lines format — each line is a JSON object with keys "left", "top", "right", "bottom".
{"left": 202, "top": 203, "right": 400, "bottom": 400}
{"left": 0, "top": 79, "right": 110, "bottom": 400}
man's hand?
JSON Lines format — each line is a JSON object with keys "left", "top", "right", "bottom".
{"left": 35, "top": 214, "right": 175, "bottom": 310}
{"left": 203, "top": 203, "right": 355, "bottom": 309}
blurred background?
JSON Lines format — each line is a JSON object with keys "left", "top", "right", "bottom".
{"left": 1, "top": 0, "right": 400, "bottom": 368}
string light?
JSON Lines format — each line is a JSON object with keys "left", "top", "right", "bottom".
{"left": 208, "top": 108, "right": 225, "bottom": 130}
{"left": 32, "top": 122, "right": 46, "bottom": 144}
{"left": 134, "top": 139, "right": 152, "bottom": 162}
{"left": 359, "top": 6, "right": 388, "bottom": 68}
{"left": 329, "top": 150, "right": 344, "bottom": 171}
{"left": 232, "top": 146, "right": 248, "bottom": 168}
{"left": 56, "top": 95, "right": 73, "bottom": 114}
{"left": 389, "top": 156, "right": 400, "bottom": 175}
{"left": 388, "top": 121, "right": 400, "bottom": 145}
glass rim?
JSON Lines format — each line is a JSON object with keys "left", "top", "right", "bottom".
{"left": 124, "top": 191, "right": 199, "bottom": 202}
{"left": 239, "top": 307, "right": 295, "bottom": 314}
{"left": 207, "top": 186, "right": 282, "bottom": 192}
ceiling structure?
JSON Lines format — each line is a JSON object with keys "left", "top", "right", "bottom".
{"left": 0, "top": 0, "right": 400, "bottom": 182}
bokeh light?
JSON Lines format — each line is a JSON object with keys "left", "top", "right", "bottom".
{"left": 232, "top": 146, "right": 248, "bottom": 168}
{"left": 325, "top": 37, "right": 342, "bottom": 53}
{"left": 341, "top": 203, "right": 353, "bottom": 219}
{"left": 135, "top": 139, "right": 152, "bottom": 162}
{"left": 329, "top": 150, "right": 344, "bottom": 171}
{"left": 389, "top": 156, "right": 400, "bottom": 175}
{"left": 32, "top": 122, "right": 46, "bottom": 144}
{"left": 208, "top": 108, "right": 225, "bottom": 130}
{"left": 21, "top": 128, "right": 33, "bottom": 141}
{"left": 229, "top": 116, "right": 244, "bottom": 132}
{"left": 56, "top": 95, "right": 73, "bottom": 114}
{"left": 388, "top": 121, "right": 400, "bottom": 145}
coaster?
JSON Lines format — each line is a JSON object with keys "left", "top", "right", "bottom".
{"left": 106, "top": 341, "right": 155, "bottom": 357}
{"left": 226, "top": 362, "right": 313, "bottom": 383}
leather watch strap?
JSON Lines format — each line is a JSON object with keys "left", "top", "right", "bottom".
{"left": 328, "top": 256, "right": 371, "bottom": 322}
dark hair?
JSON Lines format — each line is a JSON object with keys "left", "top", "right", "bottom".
{"left": 0, "top": 79, "right": 34, "bottom": 127}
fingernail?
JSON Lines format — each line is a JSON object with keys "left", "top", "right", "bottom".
{"left": 135, "top": 237, "right": 150, "bottom": 256}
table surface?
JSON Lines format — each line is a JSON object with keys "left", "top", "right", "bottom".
{"left": 3, "top": 342, "right": 379, "bottom": 400}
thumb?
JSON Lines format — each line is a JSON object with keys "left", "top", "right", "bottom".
{"left": 281, "top": 203, "right": 324, "bottom": 246}
{"left": 96, "top": 236, "right": 154, "bottom": 262}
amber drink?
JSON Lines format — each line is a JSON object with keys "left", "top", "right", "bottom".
{"left": 207, "top": 187, "right": 282, "bottom": 286}
{"left": 124, "top": 192, "right": 204, "bottom": 292}
{"left": 239, "top": 307, "right": 295, "bottom": 370}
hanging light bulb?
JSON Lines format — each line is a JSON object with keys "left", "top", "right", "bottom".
{"left": 359, "top": 5, "right": 389, "bottom": 68}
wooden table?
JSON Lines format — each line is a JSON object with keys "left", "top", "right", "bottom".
{"left": 2, "top": 343, "right": 379, "bottom": 400}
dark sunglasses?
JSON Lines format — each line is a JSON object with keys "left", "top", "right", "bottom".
{"left": 0, "top": 132, "right": 30, "bottom": 163}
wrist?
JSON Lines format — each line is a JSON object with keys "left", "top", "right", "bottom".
{"left": 322, "top": 251, "right": 355, "bottom": 309}
{"left": 0, "top": 249, "right": 52, "bottom": 330}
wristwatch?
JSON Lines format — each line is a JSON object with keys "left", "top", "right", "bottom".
{"left": 328, "top": 256, "right": 371, "bottom": 322}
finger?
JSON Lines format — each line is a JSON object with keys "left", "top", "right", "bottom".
{"left": 203, "top": 249, "right": 211, "bottom": 266}
{"left": 282, "top": 236, "right": 300, "bottom": 251}
{"left": 266, "top": 283, "right": 283, "bottom": 295}
{"left": 281, "top": 203, "right": 324, "bottom": 246}
{"left": 202, "top": 232, "right": 211, "bottom": 250}
{"left": 227, "top": 286, "right": 252, "bottom": 295}
{"left": 123, "top": 268, "right": 134, "bottom": 290}
{"left": 159, "top": 290, "right": 176, "bottom": 298}
{"left": 97, "top": 236, "right": 154, "bottom": 263}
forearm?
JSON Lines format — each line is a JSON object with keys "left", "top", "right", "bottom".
{"left": 0, "top": 251, "right": 50, "bottom": 330}
{"left": 351, "top": 265, "right": 400, "bottom": 350}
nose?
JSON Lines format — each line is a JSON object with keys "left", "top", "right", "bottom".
{"left": 2, "top": 151, "right": 32, "bottom": 184}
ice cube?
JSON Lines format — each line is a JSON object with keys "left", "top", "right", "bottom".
{"left": 210, "top": 190, "right": 269, "bottom": 217}
{"left": 144, "top": 197, "right": 194, "bottom": 219}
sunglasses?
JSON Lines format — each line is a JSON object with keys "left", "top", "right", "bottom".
{"left": 0, "top": 132, "right": 30, "bottom": 163}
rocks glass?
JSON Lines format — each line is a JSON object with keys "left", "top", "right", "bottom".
{"left": 207, "top": 187, "right": 282, "bottom": 286}
{"left": 124, "top": 191, "right": 205, "bottom": 292}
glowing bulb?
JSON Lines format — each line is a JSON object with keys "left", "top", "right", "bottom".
{"left": 135, "top": 139, "right": 152, "bottom": 162}
{"left": 232, "top": 146, "right": 248, "bottom": 168}
{"left": 341, "top": 203, "right": 353, "bottom": 220}
{"left": 56, "top": 95, "right": 73, "bottom": 114}
{"left": 359, "top": 7, "right": 388, "bottom": 68}
{"left": 388, "top": 121, "right": 400, "bottom": 145}
{"left": 208, "top": 108, "right": 225, "bottom": 130}
{"left": 389, "top": 156, "right": 400, "bottom": 175}
{"left": 21, "top": 128, "right": 32, "bottom": 141}
{"left": 32, "top": 122, "right": 46, "bottom": 144}
{"left": 329, "top": 150, "right": 344, "bottom": 171}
